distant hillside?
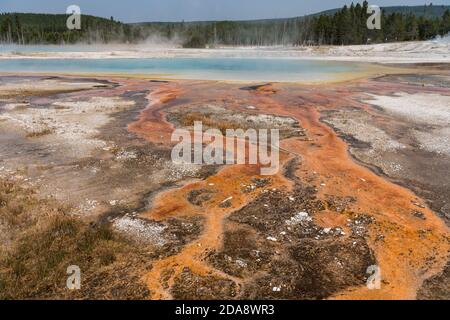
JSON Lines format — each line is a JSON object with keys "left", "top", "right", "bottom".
{"left": 134, "top": 4, "right": 450, "bottom": 24}
{"left": 0, "top": 13, "right": 133, "bottom": 44}
{"left": 319, "top": 4, "right": 450, "bottom": 19}
{"left": 1, "top": 3, "right": 449, "bottom": 46}
{"left": 134, "top": 3, "right": 450, "bottom": 47}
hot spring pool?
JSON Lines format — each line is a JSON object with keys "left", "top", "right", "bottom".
{"left": 0, "top": 57, "right": 368, "bottom": 82}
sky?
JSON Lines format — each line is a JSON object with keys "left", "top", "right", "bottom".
{"left": 0, "top": 0, "right": 449, "bottom": 22}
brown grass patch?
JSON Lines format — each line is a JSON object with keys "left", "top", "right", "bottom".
{"left": 0, "top": 179, "right": 151, "bottom": 300}
{"left": 26, "top": 128, "right": 53, "bottom": 138}
{"left": 179, "top": 112, "right": 242, "bottom": 134}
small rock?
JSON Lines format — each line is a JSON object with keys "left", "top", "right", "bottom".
{"left": 219, "top": 196, "right": 233, "bottom": 208}
{"left": 285, "top": 211, "right": 312, "bottom": 225}
{"left": 412, "top": 210, "right": 426, "bottom": 220}
{"left": 411, "top": 201, "right": 426, "bottom": 209}
{"left": 235, "top": 259, "right": 247, "bottom": 268}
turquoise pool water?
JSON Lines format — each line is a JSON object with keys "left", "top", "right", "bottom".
{"left": 0, "top": 58, "right": 364, "bottom": 82}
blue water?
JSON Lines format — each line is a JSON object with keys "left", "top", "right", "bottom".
{"left": 0, "top": 58, "right": 364, "bottom": 82}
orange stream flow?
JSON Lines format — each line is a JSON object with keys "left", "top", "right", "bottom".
{"left": 126, "top": 79, "right": 449, "bottom": 300}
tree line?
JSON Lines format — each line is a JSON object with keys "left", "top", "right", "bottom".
{"left": 1, "top": 3, "right": 449, "bottom": 47}
{"left": 312, "top": 2, "right": 450, "bottom": 45}
{"left": 0, "top": 13, "right": 137, "bottom": 44}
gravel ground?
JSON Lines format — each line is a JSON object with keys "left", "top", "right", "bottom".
{"left": 365, "top": 93, "right": 450, "bottom": 127}
{"left": 322, "top": 109, "right": 406, "bottom": 175}
{"left": 0, "top": 77, "right": 105, "bottom": 97}
{"left": 113, "top": 216, "right": 168, "bottom": 245}
{"left": 0, "top": 96, "right": 135, "bottom": 157}
{"left": 364, "top": 93, "right": 450, "bottom": 157}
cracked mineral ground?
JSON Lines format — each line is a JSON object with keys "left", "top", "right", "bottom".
{"left": 0, "top": 67, "right": 449, "bottom": 299}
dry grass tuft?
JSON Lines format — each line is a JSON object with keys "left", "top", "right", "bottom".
{"left": 180, "top": 112, "right": 242, "bottom": 134}
{"left": 25, "top": 128, "right": 53, "bottom": 138}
